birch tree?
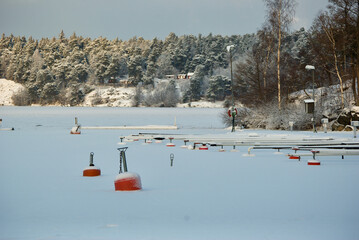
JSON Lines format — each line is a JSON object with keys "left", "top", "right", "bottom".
{"left": 264, "top": 0, "right": 296, "bottom": 110}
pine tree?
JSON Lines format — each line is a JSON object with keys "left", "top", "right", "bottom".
{"left": 206, "top": 75, "right": 231, "bottom": 101}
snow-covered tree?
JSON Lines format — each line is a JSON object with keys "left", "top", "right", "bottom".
{"left": 206, "top": 75, "right": 231, "bottom": 101}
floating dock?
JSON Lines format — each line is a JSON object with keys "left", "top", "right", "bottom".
{"left": 81, "top": 125, "right": 178, "bottom": 130}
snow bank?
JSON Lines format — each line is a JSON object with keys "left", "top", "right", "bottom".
{"left": 177, "top": 101, "right": 224, "bottom": 108}
{"left": 0, "top": 78, "right": 25, "bottom": 106}
{"left": 83, "top": 86, "right": 135, "bottom": 107}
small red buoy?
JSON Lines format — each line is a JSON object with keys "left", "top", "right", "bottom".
{"left": 83, "top": 166, "right": 101, "bottom": 176}
{"left": 70, "top": 126, "right": 81, "bottom": 134}
{"left": 71, "top": 117, "right": 81, "bottom": 134}
{"left": 114, "top": 172, "right": 142, "bottom": 191}
{"left": 308, "top": 159, "right": 321, "bottom": 165}
{"left": 199, "top": 144, "right": 208, "bottom": 150}
{"left": 289, "top": 155, "right": 300, "bottom": 160}
{"left": 166, "top": 137, "right": 175, "bottom": 147}
{"left": 83, "top": 152, "right": 101, "bottom": 177}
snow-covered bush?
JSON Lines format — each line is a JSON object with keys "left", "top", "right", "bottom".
{"left": 222, "top": 99, "right": 323, "bottom": 130}
{"left": 90, "top": 90, "right": 104, "bottom": 106}
{"left": 142, "top": 80, "right": 179, "bottom": 107}
{"left": 11, "top": 89, "right": 31, "bottom": 106}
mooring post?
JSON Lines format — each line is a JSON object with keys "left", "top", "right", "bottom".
{"left": 118, "top": 147, "right": 128, "bottom": 173}
{"left": 89, "top": 152, "right": 94, "bottom": 166}
{"left": 351, "top": 121, "right": 359, "bottom": 138}
{"left": 170, "top": 153, "right": 174, "bottom": 167}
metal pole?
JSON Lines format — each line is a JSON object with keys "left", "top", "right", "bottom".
{"left": 118, "top": 147, "right": 128, "bottom": 173}
{"left": 230, "top": 48, "right": 235, "bottom": 132}
{"left": 89, "top": 152, "right": 94, "bottom": 166}
{"left": 170, "top": 153, "right": 174, "bottom": 167}
{"left": 312, "top": 70, "right": 317, "bottom": 133}
{"left": 354, "top": 126, "right": 357, "bottom": 138}
{"left": 122, "top": 151, "right": 128, "bottom": 172}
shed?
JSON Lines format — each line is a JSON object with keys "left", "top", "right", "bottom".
{"left": 304, "top": 99, "right": 315, "bottom": 114}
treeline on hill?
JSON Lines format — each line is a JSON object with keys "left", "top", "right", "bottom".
{"left": 0, "top": 0, "right": 358, "bottom": 111}
{"left": 0, "top": 31, "right": 255, "bottom": 106}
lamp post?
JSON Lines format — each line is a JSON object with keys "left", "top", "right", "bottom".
{"left": 227, "top": 45, "right": 236, "bottom": 132}
{"left": 305, "top": 65, "right": 317, "bottom": 133}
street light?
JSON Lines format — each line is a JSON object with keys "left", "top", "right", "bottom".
{"left": 305, "top": 65, "right": 317, "bottom": 133}
{"left": 227, "top": 45, "right": 236, "bottom": 132}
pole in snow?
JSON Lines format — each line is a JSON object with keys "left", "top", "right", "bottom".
{"left": 170, "top": 153, "right": 174, "bottom": 167}
{"left": 227, "top": 45, "right": 236, "bottom": 132}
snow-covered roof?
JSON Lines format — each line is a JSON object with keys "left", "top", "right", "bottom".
{"left": 304, "top": 99, "right": 314, "bottom": 103}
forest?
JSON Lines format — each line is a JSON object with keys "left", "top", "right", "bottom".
{"left": 0, "top": 0, "right": 358, "bottom": 114}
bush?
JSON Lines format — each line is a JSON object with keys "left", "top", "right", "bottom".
{"left": 143, "top": 80, "right": 179, "bottom": 107}
{"left": 12, "top": 89, "right": 31, "bottom": 106}
{"left": 223, "top": 100, "right": 319, "bottom": 130}
{"left": 91, "top": 90, "right": 103, "bottom": 106}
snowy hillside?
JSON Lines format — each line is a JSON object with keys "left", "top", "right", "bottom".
{"left": 83, "top": 86, "right": 135, "bottom": 107}
{"left": 0, "top": 79, "right": 224, "bottom": 108}
{"left": 0, "top": 78, "right": 25, "bottom": 106}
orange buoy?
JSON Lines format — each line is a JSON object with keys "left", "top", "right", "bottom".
{"left": 83, "top": 152, "right": 101, "bottom": 177}
{"left": 289, "top": 155, "right": 300, "bottom": 160}
{"left": 166, "top": 137, "right": 175, "bottom": 147}
{"left": 71, "top": 117, "right": 81, "bottom": 134}
{"left": 308, "top": 159, "right": 321, "bottom": 165}
{"left": 114, "top": 172, "right": 142, "bottom": 191}
{"left": 83, "top": 166, "right": 101, "bottom": 176}
{"left": 199, "top": 144, "right": 208, "bottom": 150}
{"left": 70, "top": 126, "right": 81, "bottom": 134}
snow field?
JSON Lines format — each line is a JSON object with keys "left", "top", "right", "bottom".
{"left": 0, "top": 107, "right": 359, "bottom": 240}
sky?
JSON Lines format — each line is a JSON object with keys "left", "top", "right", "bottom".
{"left": 0, "top": 0, "right": 329, "bottom": 40}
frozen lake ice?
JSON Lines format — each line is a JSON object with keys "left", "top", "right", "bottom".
{"left": 0, "top": 106, "right": 358, "bottom": 240}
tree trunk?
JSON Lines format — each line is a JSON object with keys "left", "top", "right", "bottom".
{"left": 277, "top": 4, "right": 282, "bottom": 110}
{"left": 263, "top": 37, "right": 273, "bottom": 102}
{"left": 357, "top": 0, "right": 359, "bottom": 106}
{"left": 322, "top": 16, "right": 345, "bottom": 109}
{"left": 333, "top": 49, "right": 345, "bottom": 109}
{"left": 352, "top": 57, "right": 358, "bottom": 106}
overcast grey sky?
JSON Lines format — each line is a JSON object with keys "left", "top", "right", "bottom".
{"left": 0, "top": 0, "right": 329, "bottom": 40}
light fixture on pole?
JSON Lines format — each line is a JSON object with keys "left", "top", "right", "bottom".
{"left": 305, "top": 65, "right": 317, "bottom": 133}
{"left": 227, "top": 45, "right": 236, "bottom": 132}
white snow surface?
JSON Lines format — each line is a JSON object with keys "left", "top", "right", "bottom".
{"left": 0, "top": 78, "right": 25, "bottom": 105}
{"left": 1, "top": 107, "right": 359, "bottom": 240}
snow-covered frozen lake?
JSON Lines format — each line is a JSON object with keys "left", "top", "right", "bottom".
{"left": 1, "top": 107, "right": 359, "bottom": 240}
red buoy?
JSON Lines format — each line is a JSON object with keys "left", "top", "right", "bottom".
{"left": 199, "top": 144, "right": 208, "bottom": 150}
{"left": 70, "top": 126, "right": 81, "bottom": 134}
{"left": 308, "top": 159, "right": 321, "bottom": 165}
{"left": 83, "top": 166, "right": 101, "bottom": 177}
{"left": 83, "top": 152, "right": 101, "bottom": 176}
{"left": 289, "top": 155, "right": 300, "bottom": 160}
{"left": 114, "top": 172, "right": 142, "bottom": 191}
{"left": 166, "top": 137, "right": 175, "bottom": 147}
